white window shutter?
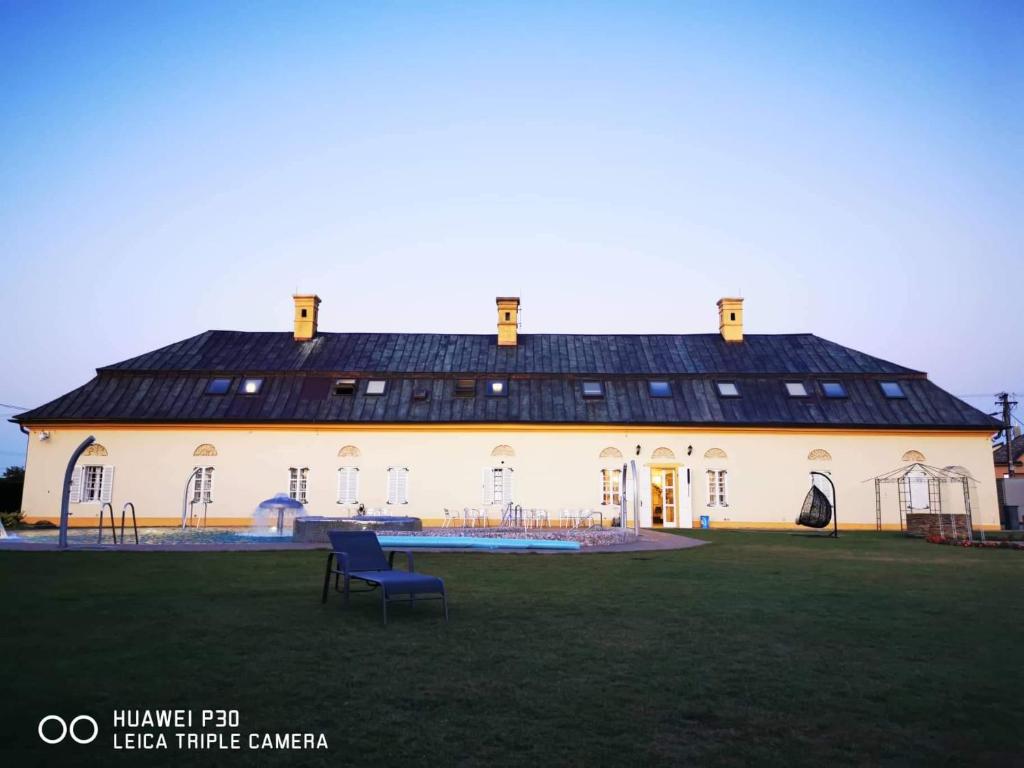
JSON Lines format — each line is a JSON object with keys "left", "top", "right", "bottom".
{"left": 502, "top": 468, "right": 513, "bottom": 505}
{"left": 388, "top": 467, "right": 408, "bottom": 504}
{"left": 398, "top": 468, "right": 409, "bottom": 504}
{"left": 100, "top": 466, "right": 114, "bottom": 503}
{"left": 338, "top": 467, "right": 358, "bottom": 504}
{"left": 482, "top": 468, "right": 493, "bottom": 504}
{"left": 69, "top": 467, "right": 83, "bottom": 504}
{"left": 206, "top": 468, "right": 215, "bottom": 503}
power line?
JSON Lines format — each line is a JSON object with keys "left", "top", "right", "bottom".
{"left": 0, "top": 403, "right": 28, "bottom": 411}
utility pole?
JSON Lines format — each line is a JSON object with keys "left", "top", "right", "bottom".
{"left": 996, "top": 392, "right": 1018, "bottom": 478}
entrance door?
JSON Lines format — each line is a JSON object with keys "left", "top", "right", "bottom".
{"left": 651, "top": 467, "right": 679, "bottom": 528}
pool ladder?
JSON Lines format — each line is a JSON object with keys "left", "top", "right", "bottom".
{"left": 97, "top": 502, "right": 139, "bottom": 545}
{"left": 500, "top": 502, "right": 523, "bottom": 528}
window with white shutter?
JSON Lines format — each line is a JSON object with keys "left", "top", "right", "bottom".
{"left": 337, "top": 467, "right": 360, "bottom": 504}
{"left": 77, "top": 465, "right": 110, "bottom": 503}
{"left": 192, "top": 467, "right": 215, "bottom": 503}
{"left": 601, "top": 469, "right": 622, "bottom": 506}
{"left": 482, "top": 467, "right": 513, "bottom": 505}
{"left": 289, "top": 467, "right": 309, "bottom": 504}
{"left": 387, "top": 467, "right": 409, "bottom": 504}
{"left": 706, "top": 469, "right": 728, "bottom": 507}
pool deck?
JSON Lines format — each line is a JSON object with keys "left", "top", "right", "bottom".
{"left": 0, "top": 529, "right": 707, "bottom": 554}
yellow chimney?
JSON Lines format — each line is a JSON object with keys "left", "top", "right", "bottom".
{"left": 717, "top": 297, "right": 744, "bottom": 342}
{"left": 496, "top": 296, "right": 520, "bottom": 346}
{"left": 293, "top": 294, "right": 321, "bottom": 341}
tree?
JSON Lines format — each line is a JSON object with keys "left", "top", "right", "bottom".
{"left": 3, "top": 466, "right": 24, "bottom": 481}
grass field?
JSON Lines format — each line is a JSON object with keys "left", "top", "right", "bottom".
{"left": 1, "top": 531, "right": 1021, "bottom": 767}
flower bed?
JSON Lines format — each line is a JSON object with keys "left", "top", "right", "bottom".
{"left": 926, "top": 535, "right": 1024, "bottom": 550}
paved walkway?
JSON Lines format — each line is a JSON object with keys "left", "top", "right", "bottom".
{"left": 0, "top": 528, "right": 708, "bottom": 554}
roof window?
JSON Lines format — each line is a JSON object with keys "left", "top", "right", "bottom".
{"left": 334, "top": 379, "right": 357, "bottom": 396}
{"left": 649, "top": 381, "right": 672, "bottom": 398}
{"left": 785, "top": 382, "right": 808, "bottom": 397}
{"left": 206, "top": 378, "right": 231, "bottom": 395}
{"left": 581, "top": 381, "right": 604, "bottom": 398}
{"left": 880, "top": 381, "right": 905, "bottom": 399}
{"left": 716, "top": 382, "right": 739, "bottom": 397}
{"left": 821, "top": 381, "right": 847, "bottom": 398}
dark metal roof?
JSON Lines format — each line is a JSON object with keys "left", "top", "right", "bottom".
{"left": 13, "top": 331, "right": 999, "bottom": 430}
{"left": 99, "top": 331, "right": 918, "bottom": 375}
{"left": 994, "top": 435, "right": 1024, "bottom": 465}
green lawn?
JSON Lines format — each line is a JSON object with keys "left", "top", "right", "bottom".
{"left": 1, "top": 532, "right": 1021, "bottom": 767}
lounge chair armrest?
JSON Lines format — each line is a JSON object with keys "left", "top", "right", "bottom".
{"left": 388, "top": 549, "right": 415, "bottom": 572}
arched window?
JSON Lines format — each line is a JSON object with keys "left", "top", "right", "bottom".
{"left": 84, "top": 443, "right": 108, "bottom": 457}
{"left": 599, "top": 447, "right": 623, "bottom": 459}
{"left": 807, "top": 449, "right": 832, "bottom": 461}
{"left": 193, "top": 443, "right": 217, "bottom": 457}
{"left": 338, "top": 445, "right": 361, "bottom": 458}
{"left": 704, "top": 448, "right": 727, "bottom": 459}
{"left": 491, "top": 444, "right": 515, "bottom": 457}
{"left": 652, "top": 447, "right": 675, "bottom": 460}
{"left": 902, "top": 450, "right": 926, "bottom": 463}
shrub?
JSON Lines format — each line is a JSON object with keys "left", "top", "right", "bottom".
{"left": 1, "top": 509, "right": 25, "bottom": 529}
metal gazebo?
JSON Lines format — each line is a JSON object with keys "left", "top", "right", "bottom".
{"left": 866, "top": 463, "right": 979, "bottom": 541}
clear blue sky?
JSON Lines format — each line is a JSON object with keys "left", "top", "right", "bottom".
{"left": 1, "top": 0, "right": 1022, "bottom": 465}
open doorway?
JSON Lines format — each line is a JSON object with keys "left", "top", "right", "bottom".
{"left": 650, "top": 467, "right": 678, "bottom": 527}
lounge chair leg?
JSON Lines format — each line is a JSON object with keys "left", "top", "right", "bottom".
{"left": 381, "top": 589, "right": 388, "bottom": 625}
{"left": 321, "top": 554, "right": 334, "bottom": 604}
{"left": 442, "top": 591, "right": 449, "bottom": 622}
{"left": 343, "top": 575, "right": 351, "bottom": 604}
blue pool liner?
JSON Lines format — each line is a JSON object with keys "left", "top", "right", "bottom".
{"left": 376, "top": 535, "right": 580, "bottom": 551}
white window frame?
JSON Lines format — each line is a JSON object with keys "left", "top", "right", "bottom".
{"left": 706, "top": 469, "right": 728, "bottom": 507}
{"left": 387, "top": 467, "right": 409, "bottom": 505}
{"left": 192, "top": 466, "right": 215, "bottom": 503}
{"left": 72, "top": 465, "right": 114, "bottom": 504}
{"left": 601, "top": 468, "right": 622, "bottom": 506}
{"left": 289, "top": 467, "right": 309, "bottom": 504}
{"left": 337, "top": 466, "right": 360, "bottom": 504}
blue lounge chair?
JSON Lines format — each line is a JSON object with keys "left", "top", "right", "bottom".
{"left": 322, "top": 531, "right": 448, "bottom": 624}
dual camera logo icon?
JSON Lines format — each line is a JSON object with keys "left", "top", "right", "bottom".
{"left": 38, "top": 715, "right": 99, "bottom": 745}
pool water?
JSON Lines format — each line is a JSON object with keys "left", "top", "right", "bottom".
{"left": 5, "top": 527, "right": 290, "bottom": 545}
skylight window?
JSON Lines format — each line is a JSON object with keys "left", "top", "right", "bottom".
{"left": 240, "top": 378, "right": 263, "bottom": 395}
{"left": 455, "top": 379, "right": 476, "bottom": 397}
{"left": 206, "top": 378, "right": 231, "bottom": 395}
{"left": 581, "top": 381, "right": 604, "bottom": 398}
{"left": 821, "top": 381, "right": 847, "bottom": 398}
{"left": 486, "top": 380, "right": 507, "bottom": 397}
{"left": 716, "top": 382, "right": 739, "bottom": 397}
{"left": 785, "top": 382, "right": 808, "bottom": 397}
{"left": 333, "top": 379, "right": 356, "bottom": 396}
{"left": 366, "top": 380, "right": 387, "bottom": 396}
{"left": 412, "top": 387, "right": 430, "bottom": 402}
{"left": 880, "top": 381, "right": 905, "bottom": 399}
{"left": 649, "top": 381, "right": 672, "bottom": 398}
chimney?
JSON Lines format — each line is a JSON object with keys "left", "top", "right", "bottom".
{"left": 717, "top": 297, "right": 743, "bottom": 342}
{"left": 293, "top": 294, "right": 321, "bottom": 341}
{"left": 496, "top": 296, "right": 520, "bottom": 346}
